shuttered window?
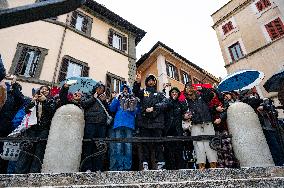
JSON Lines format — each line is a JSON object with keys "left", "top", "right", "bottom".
{"left": 108, "top": 29, "right": 127, "bottom": 52}
{"left": 105, "top": 72, "right": 125, "bottom": 97}
{"left": 181, "top": 71, "right": 192, "bottom": 84}
{"left": 222, "top": 21, "right": 234, "bottom": 35}
{"left": 256, "top": 0, "right": 271, "bottom": 12}
{"left": 265, "top": 17, "right": 284, "bottom": 40}
{"left": 58, "top": 56, "right": 89, "bottom": 82}
{"left": 70, "top": 11, "right": 92, "bottom": 36}
{"left": 11, "top": 43, "right": 48, "bottom": 79}
{"left": 166, "top": 62, "right": 179, "bottom": 81}
{"left": 228, "top": 42, "right": 244, "bottom": 62}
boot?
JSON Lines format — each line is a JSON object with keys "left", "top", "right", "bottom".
{"left": 142, "top": 162, "right": 149, "bottom": 171}
{"left": 157, "top": 162, "right": 165, "bottom": 170}
{"left": 210, "top": 162, "right": 217, "bottom": 168}
{"left": 198, "top": 163, "right": 206, "bottom": 170}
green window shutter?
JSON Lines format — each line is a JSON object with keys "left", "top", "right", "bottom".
{"left": 70, "top": 11, "right": 78, "bottom": 27}
{"left": 58, "top": 58, "right": 69, "bottom": 82}
{"left": 122, "top": 36, "right": 127, "bottom": 51}
{"left": 82, "top": 65, "right": 89, "bottom": 77}
{"left": 15, "top": 47, "right": 28, "bottom": 75}
{"left": 108, "top": 29, "right": 114, "bottom": 46}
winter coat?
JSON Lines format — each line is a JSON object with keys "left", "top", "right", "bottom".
{"left": 185, "top": 96, "right": 212, "bottom": 125}
{"left": 109, "top": 84, "right": 138, "bottom": 130}
{"left": 25, "top": 97, "right": 56, "bottom": 130}
{"left": 0, "top": 54, "right": 6, "bottom": 82}
{"left": 208, "top": 95, "right": 228, "bottom": 132}
{"left": 81, "top": 95, "right": 107, "bottom": 124}
{"left": 133, "top": 81, "right": 168, "bottom": 129}
{"left": 0, "top": 82, "right": 24, "bottom": 135}
{"left": 165, "top": 98, "right": 188, "bottom": 136}
{"left": 11, "top": 98, "right": 32, "bottom": 129}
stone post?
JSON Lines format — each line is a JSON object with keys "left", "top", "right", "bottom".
{"left": 42, "top": 104, "right": 85, "bottom": 173}
{"left": 227, "top": 102, "right": 274, "bottom": 167}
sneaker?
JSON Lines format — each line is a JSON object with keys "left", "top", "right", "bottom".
{"left": 85, "top": 169, "right": 91, "bottom": 173}
{"left": 142, "top": 162, "right": 149, "bottom": 171}
{"left": 157, "top": 162, "right": 165, "bottom": 170}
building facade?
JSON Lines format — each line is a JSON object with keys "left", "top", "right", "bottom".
{"left": 211, "top": 0, "right": 284, "bottom": 99}
{"left": 0, "top": 0, "right": 145, "bottom": 96}
{"left": 136, "top": 42, "right": 219, "bottom": 92}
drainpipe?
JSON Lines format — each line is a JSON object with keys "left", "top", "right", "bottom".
{"left": 51, "top": 14, "right": 69, "bottom": 86}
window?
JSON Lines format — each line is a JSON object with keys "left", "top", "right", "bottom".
{"left": 166, "top": 62, "right": 179, "bottom": 81}
{"left": 222, "top": 21, "right": 234, "bottom": 35}
{"left": 265, "top": 17, "right": 284, "bottom": 40}
{"left": 106, "top": 72, "right": 125, "bottom": 97}
{"left": 256, "top": 0, "right": 271, "bottom": 12}
{"left": 58, "top": 56, "right": 89, "bottom": 82}
{"left": 181, "top": 71, "right": 192, "bottom": 84}
{"left": 108, "top": 29, "right": 127, "bottom": 51}
{"left": 10, "top": 43, "right": 48, "bottom": 79}
{"left": 228, "top": 42, "right": 244, "bottom": 62}
{"left": 70, "top": 11, "right": 92, "bottom": 36}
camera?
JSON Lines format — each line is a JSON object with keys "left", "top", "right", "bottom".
{"left": 262, "top": 98, "right": 278, "bottom": 116}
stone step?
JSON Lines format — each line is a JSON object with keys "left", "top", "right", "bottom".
{"left": 1, "top": 167, "right": 284, "bottom": 187}
{"left": 8, "top": 177, "right": 284, "bottom": 188}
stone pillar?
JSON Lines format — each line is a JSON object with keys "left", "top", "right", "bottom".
{"left": 42, "top": 104, "right": 85, "bottom": 173}
{"left": 157, "top": 54, "right": 169, "bottom": 92}
{"left": 227, "top": 102, "right": 274, "bottom": 167}
{"left": 127, "top": 33, "right": 137, "bottom": 87}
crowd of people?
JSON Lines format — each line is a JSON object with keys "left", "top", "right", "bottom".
{"left": 0, "top": 69, "right": 283, "bottom": 174}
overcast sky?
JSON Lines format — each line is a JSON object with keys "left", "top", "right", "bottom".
{"left": 95, "top": 0, "right": 230, "bottom": 78}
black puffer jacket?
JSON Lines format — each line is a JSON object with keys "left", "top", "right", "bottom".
{"left": 81, "top": 95, "right": 107, "bottom": 124}
{"left": 165, "top": 97, "right": 188, "bottom": 136}
{"left": 0, "top": 54, "right": 6, "bottom": 82}
{"left": 0, "top": 82, "right": 24, "bottom": 135}
{"left": 133, "top": 81, "right": 168, "bottom": 129}
{"left": 186, "top": 96, "right": 212, "bottom": 125}
{"left": 25, "top": 97, "right": 57, "bottom": 130}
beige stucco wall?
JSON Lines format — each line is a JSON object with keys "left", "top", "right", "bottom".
{"left": 0, "top": 6, "right": 132, "bottom": 97}
{"left": 58, "top": 29, "right": 129, "bottom": 84}
{"left": 212, "top": 0, "right": 284, "bottom": 117}
{"left": 214, "top": 0, "right": 283, "bottom": 66}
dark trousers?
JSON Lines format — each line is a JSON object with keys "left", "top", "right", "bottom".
{"left": 164, "top": 142, "right": 184, "bottom": 170}
{"left": 263, "top": 130, "right": 284, "bottom": 166}
{"left": 15, "top": 128, "right": 49, "bottom": 174}
{"left": 0, "top": 119, "right": 12, "bottom": 174}
{"left": 81, "top": 123, "right": 107, "bottom": 172}
{"left": 140, "top": 128, "right": 164, "bottom": 167}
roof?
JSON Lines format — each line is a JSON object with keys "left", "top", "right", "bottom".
{"left": 83, "top": 0, "right": 146, "bottom": 45}
{"left": 136, "top": 41, "right": 220, "bottom": 82}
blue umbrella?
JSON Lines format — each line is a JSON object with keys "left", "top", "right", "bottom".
{"left": 218, "top": 70, "right": 264, "bottom": 92}
{"left": 263, "top": 69, "right": 284, "bottom": 92}
{"left": 60, "top": 77, "right": 97, "bottom": 95}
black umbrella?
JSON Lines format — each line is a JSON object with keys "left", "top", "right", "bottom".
{"left": 263, "top": 69, "right": 284, "bottom": 92}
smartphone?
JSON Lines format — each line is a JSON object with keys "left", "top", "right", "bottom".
{"left": 66, "top": 79, "right": 77, "bottom": 85}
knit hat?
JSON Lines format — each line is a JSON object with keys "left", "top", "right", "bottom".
{"left": 145, "top": 74, "right": 157, "bottom": 86}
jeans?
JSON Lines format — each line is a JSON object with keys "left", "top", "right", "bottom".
{"left": 109, "top": 127, "right": 133, "bottom": 171}
{"left": 263, "top": 130, "right": 284, "bottom": 166}
{"left": 81, "top": 123, "right": 107, "bottom": 172}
